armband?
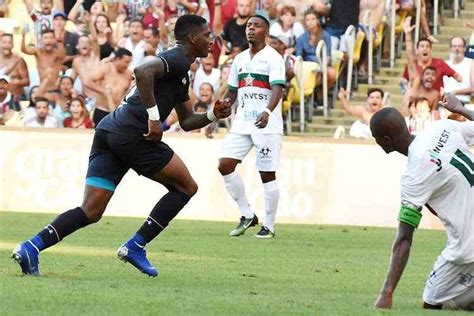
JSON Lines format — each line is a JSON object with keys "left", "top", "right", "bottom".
{"left": 146, "top": 105, "right": 160, "bottom": 121}
{"left": 398, "top": 205, "right": 422, "bottom": 228}
{"left": 207, "top": 109, "right": 218, "bottom": 121}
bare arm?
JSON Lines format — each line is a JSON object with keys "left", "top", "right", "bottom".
{"left": 375, "top": 222, "right": 415, "bottom": 309}
{"left": 178, "top": 0, "right": 198, "bottom": 13}
{"left": 36, "top": 70, "right": 59, "bottom": 101}
{"left": 443, "top": 94, "right": 474, "bottom": 121}
{"left": 68, "top": 0, "right": 83, "bottom": 21}
{"left": 174, "top": 99, "right": 213, "bottom": 131}
{"left": 338, "top": 88, "right": 369, "bottom": 120}
{"left": 11, "top": 58, "right": 30, "bottom": 88}
{"left": 404, "top": 17, "right": 417, "bottom": 83}
{"left": 134, "top": 57, "right": 167, "bottom": 109}
{"left": 83, "top": 65, "right": 108, "bottom": 95}
{"left": 21, "top": 33, "right": 36, "bottom": 55}
{"left": 312, "top": 0, "right": 330, "bottom": 17}
{"left": 23, "top": 0, "right": 34, "bottom": 14}
{"left": 213, "top": 0, "right": 223, "bottom": 36}
{"left": 1, "top": 0, "right": 10, "bottom": 16}
{"left": 54, "top": 0, "right": 64, "bottom": 12}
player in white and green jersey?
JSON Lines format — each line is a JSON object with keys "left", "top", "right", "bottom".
{"left": 371, "top": 105, "right": 474, "bottom": 311}
{"left": 217, "top": 15, "right": 285, "bottom": 238}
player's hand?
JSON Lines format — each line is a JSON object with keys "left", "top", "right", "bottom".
{"left": 375, "top": 292, "right": 393, "bottom": 309}
{"left": 213, "top": 98, "right": 232, "bottom": 119}
{"left": 441, "top": 93, "right": 464, "bottom": 114}
{"left": 255, "top": 111, "right": 269, "bottom": 129}
{"left": 143, "top": 119, "right": 163, "bottom": 142}
{"left": 403, "top": 17, "right": 415, "bottom": 35}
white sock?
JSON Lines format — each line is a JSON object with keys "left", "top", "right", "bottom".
{"left": 223, "top": 171, "right": 253, "bottom": 218}
{"left": 263, "top": 180, "right": 279, "bottom": 232}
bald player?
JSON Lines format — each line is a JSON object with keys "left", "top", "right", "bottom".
{"left": 372, "top": 106, "right": 474, "bottom": 311}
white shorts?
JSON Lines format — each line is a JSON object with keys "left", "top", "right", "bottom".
{"left": 219, "top": 133, "right": 282, "bottom": 172}
{"left": 423, "top": 256, "right": 474, "bottom": 307}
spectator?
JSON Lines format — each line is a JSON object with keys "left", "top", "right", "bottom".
{"left": 401, "top": 17, "right": 461, "bottom": 92}
{"left": 221, "top": 0, "right": 251, "bottom": 58}
{"left": 68, "top": 0, "right": 104, "bottom": 23}
{"left": 23, "top": 85, "right": 40, "bottom": 121}
{"left": 36, "top": 74, "right": 77, "bottom": 124}
{"left": 52, "top": 12, "right": 79, "bottom": 69}
{"left": 192, "top": 53, "right": 221, "bottom": 98}
{"left": 143, "top": 26, "right": 161, "bottom": 56}
{"left": 396, "top": 0, "right": 438, "bottom": 43}
{"left": 358, "top": 0, "right": 384, "bottom": 77}
{"left": 23, "top": 97, "right": 60, "bottom": 128}
{"left": 118, "top": 18, "right": 146, "bottom": 69}
{"left": 0, "top": 33, "right": 30, "bottom": 101}
{"left": 216, "top": 61, "right": 231, "bottom": 98}
{"left": 71, "top": 35, "right": 101, "bottom": 97}
{"left": 23, "top": 0, "right": 60, "bottom": 45}
{"left": 256, "top": 0, "right": 278, "bottom": 24}
{"left": 22, "top": 29, "right": 66, "bottom": 92}
{"left": 338, "top": 87, "right": 383, "bottom": 139}
{"left": 63, "top": 97, "right": 94, "bottom": 128}
{"left": 269, "top": 34, "right": 296, "bottom": 84}
{"left": 269, "top": 5, "right": 304, "bottom": 52}
{"left": 443, "top": 37, "right": 474, "bottom": 104}
{"left": 120, "top": 0, "right": 151, "bottom": 19}
{"left": 0, "top": 75, "right": 20, "bottom": 124}
{"left": 312, "top": 0, "right": 360, "bottom": 53}
{"left": 91, "top": 13, "right": 118, "bottom": 60}
{"left": 83, "top": 47, "right": 133, "bottom": 126}
{"left": 0, "top": 0, "right": 10, "bottom": 17}
{"left": 405, "top": 97, "right": 438, "bottom": 135}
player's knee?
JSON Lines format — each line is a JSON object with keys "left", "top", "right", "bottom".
{"left": 82, "top": 206, "right": 105, "bottom": 223}
{"left": 185, "top": 180, "right": 198, "bottom": 197}
{"left": 218, "top": 159, "right": 235, "bottom": 175}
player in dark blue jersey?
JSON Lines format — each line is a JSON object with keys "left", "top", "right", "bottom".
{"left": 11, "top": 15, "right": 232, "bottom": 277}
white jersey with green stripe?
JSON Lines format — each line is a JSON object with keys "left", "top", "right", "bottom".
{"left": 401, "top": 120, "right": 474, "bottom": 264}
{"left": 227, "top": 45, "right": 286, "bottom": 135}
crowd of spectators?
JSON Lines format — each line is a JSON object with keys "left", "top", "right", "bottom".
{"left": 0, "top": 0, "right": 472, "bottom": 138}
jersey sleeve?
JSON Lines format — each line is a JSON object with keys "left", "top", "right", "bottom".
{"left": 227, "top": 57, "right": 239, "bottom": 91}
{"left": 268, "top": 52, "right": 286, "bottom": 86}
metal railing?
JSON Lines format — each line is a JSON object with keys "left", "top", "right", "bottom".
{"left": 344, "top": 25, "right": 356, "bottom": 100}
{"left": 415, "top": 0, "right": 421, "bottom": 43}
{"left": 363, "top": 10, "right": 374, "bottom": 84}
{"left": 433, "top": 0, "right": 439, "bottom": 36}
{"left": 382, "top": 92, "right": 391, "bottom": 108}
{"left": 389, "top": 0, "right": 396, "bottom": 68}
{"left": 454, "top": 0, "right": 459, "bottom": 18}
{"left": 297, "top": 56, "right": 305, "bottom": 132}
{"left": 315, "top": 39, "right": 329, "bottom": 117}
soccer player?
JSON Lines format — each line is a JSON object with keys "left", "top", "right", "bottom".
{"left": 372, "top": 105, "right": 474, "bottom": 311}
{"left": 218, "top": 15, "right": 285, "bottom": 238}
{"left": 11, "top": 15, "right": 232, "bottom": 277}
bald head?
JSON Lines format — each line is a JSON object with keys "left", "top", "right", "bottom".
{"left": 370, "top": 108, "right": 412, "bottom": 154}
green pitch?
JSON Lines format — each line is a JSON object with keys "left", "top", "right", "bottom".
{"left": 0, "top": 212, "right": 469, "bottom": 315}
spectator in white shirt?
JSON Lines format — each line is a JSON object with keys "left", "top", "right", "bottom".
{"left": 24, "top": 97, "right": 60, "bottom": 128}
{"left": 192, "top": 53, "right": 221, "bottom": 98}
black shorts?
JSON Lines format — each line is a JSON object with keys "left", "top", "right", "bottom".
{"left": 85, "top": 129, "right": 174, "bottom": 191}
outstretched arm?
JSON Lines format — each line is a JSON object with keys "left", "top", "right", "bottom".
{"left": 442, "top": 93, "right": 474, "bottom": 121}
{"left": 338, "top": 88, "right": 370, "bottom": 122}
{"left": 375, "top": 221, "right": 416, "bottom": 309}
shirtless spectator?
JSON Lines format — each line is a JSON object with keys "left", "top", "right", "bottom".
{"left": 71, "top": 35, "right": 100, "bottom": 97}
{"left": 22, "top": 29, "right": 65, "bottom": 92}
{"left": 52, "top": 12, "right": 78, "bottom": 68}
{"left": 443, "top": 37, "right": 474, "bottom": 104}
{"left": 23, "top": 97, "right": 60, "bottom": 128}
{"left": 0, "top": 34, "right": 30, "bottom": 100}
{"left": 401, "top": 17, "right": 461, "bottom": 93}
{"left": 83, "top": 48, "right": 133, "bottom": 126}
{"left": 0, "top": 75, "right": 21, "bottom": 125}
{"left": 338, "top": 87, "right": 383, "bottom": 138}
{"left": 220, "top": 0, "right": 251, "bottom": 59}
{"left": 118, "top": 19, "right": 146, "bottom": 69}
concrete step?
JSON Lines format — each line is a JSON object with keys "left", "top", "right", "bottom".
{"left": 288, "top": 131, "right": 336, "bottom": 138}
{"left": 291, "top": 122, "right": 352, "bottom": 134}
{"left": 443, "top": 18, "right": 472, "bottom": 27}
{"left": 379, "top": 67, "right": 405, "bottom": 77}
{"left": 358, "top": 84, "right": 402, "bottom": 95}
{"left": 439, "top": 26, "right": 472, "bottom": 37}
{"left": 311, "top": 116, "right": 357, "bottom": 126}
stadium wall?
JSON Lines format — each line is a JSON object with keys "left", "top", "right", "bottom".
{"left": 0, "top": 127, "right": 459, "bottom": 230}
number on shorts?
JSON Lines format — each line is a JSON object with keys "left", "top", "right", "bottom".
{"left": 449, "top": 149, "right": 474, "bottom": 187}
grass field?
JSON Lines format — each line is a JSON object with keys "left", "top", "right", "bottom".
{"left": 0, "top": 211, "right": 469, "bottom": 315}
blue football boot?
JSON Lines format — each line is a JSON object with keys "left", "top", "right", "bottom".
{"left": 117, "top": 241, "right": 158, "bottom": 277}
{"left": 11, "top": 241, "right": 40, "bottom": 276}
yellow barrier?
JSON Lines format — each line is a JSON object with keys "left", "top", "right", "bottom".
{"left": 0, "top": 127, "right": 455, "bottom": 230}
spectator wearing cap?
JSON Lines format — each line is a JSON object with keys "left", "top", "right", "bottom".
{"left": 269, "top": 5, "right": 304, "bottom": 53}
{"left": 295, "top": 9, "right": 336, "bottom": 88}
{"left": 0, "top": 75, "right": 21, "bottom": 124}
{"left": 0, "top": 33, "right": 30, "bottom": 101}
{"left": 269, "top": 34, "right": 295, "bottom": 83}
{"left": 53, "top": 12, "right": 79, "bottom": 69}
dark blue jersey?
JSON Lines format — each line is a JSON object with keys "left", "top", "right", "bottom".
{"left": 97, "top": 46, "right": 191, "bottom": 135}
